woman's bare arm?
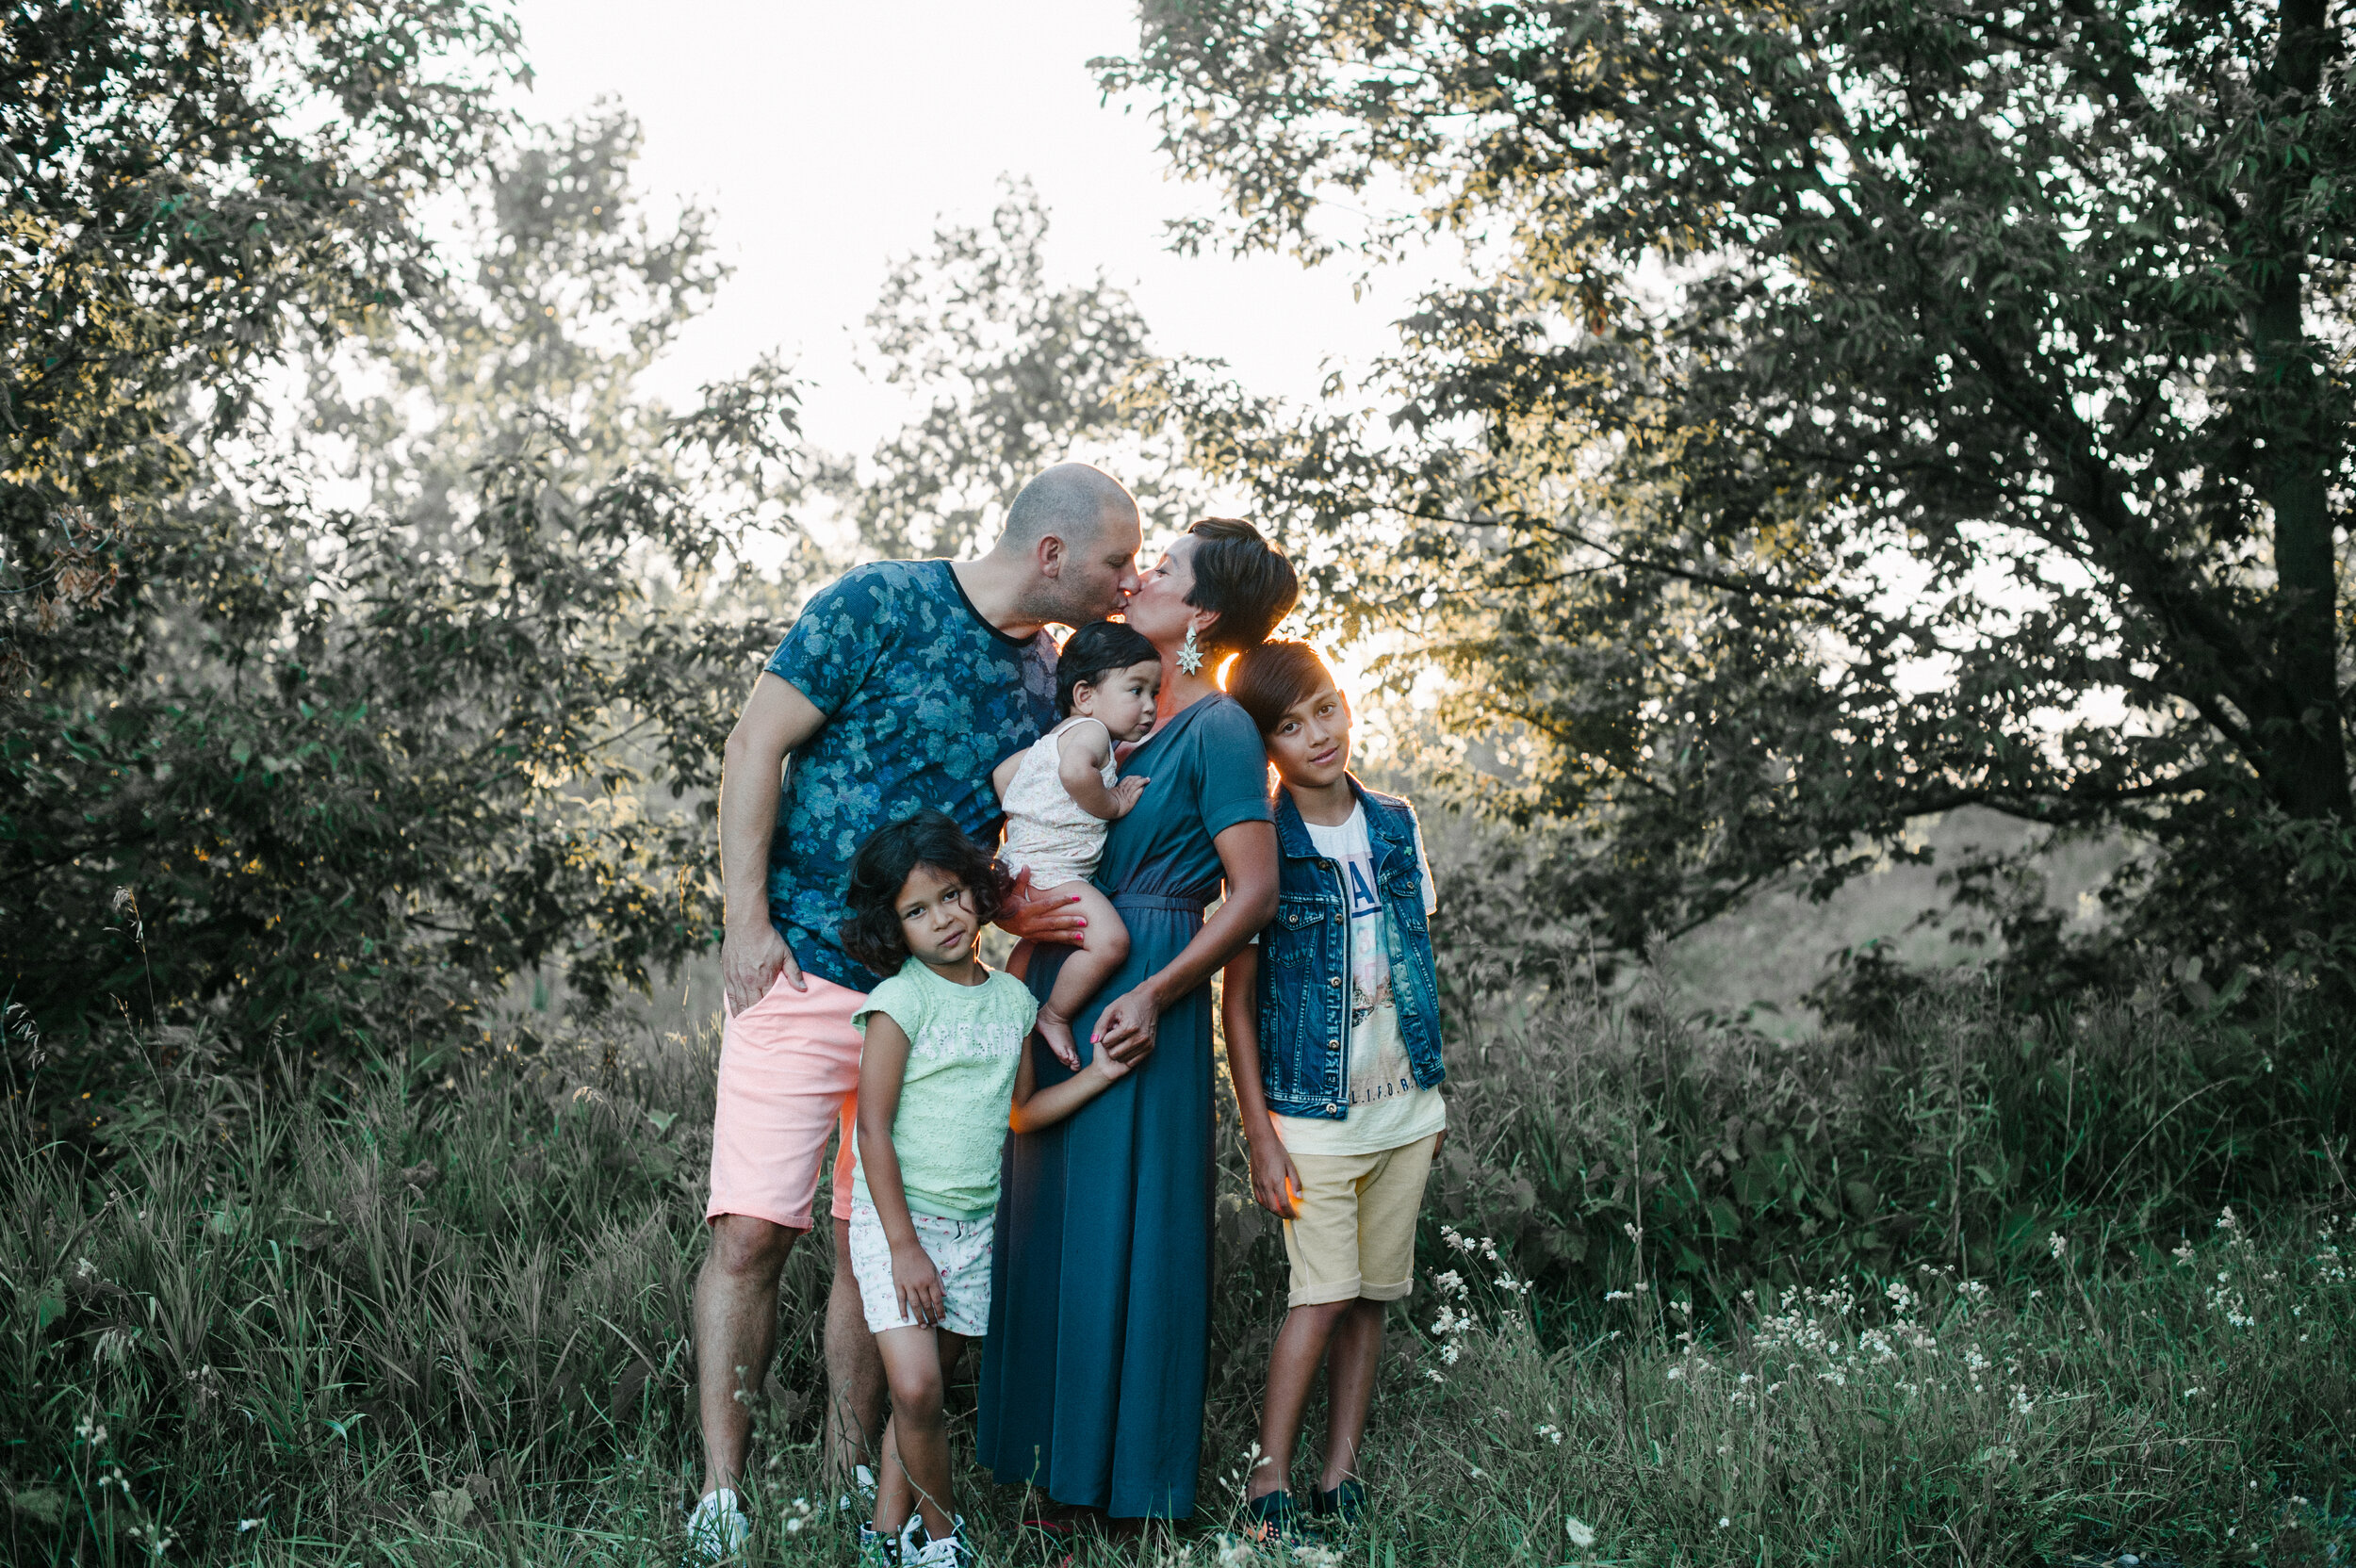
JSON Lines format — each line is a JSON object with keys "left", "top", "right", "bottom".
{"left": 1092, "top": 818, "right": 1279, "bottom": 1063}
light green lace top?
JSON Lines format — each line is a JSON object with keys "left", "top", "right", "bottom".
{"left": 851, "top": 959, "right": 1039, "bottom": 1220}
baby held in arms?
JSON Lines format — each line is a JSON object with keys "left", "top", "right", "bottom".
{"left": 991, "top": 620, "right": 1161, "bottom": 1067}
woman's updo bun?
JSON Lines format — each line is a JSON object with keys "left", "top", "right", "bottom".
{"left": 1183, "top": 517, "right": 1299, "bottom": 656}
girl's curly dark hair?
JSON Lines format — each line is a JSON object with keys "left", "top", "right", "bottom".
{"left": 837, "top": 808, "right": 1015, "bottom": 977}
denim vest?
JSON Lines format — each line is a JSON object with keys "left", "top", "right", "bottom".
{"left": 1252, "top": 779, "right": 1446, "bottom": 1119}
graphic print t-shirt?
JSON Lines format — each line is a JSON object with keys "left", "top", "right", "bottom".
{"left": 851, "top": 960, "right": 1039, "bottom": 1219}
{"left": 763, "top": 560, "right": 1058, "bottom": 992}
{"left": 1269, "top": 804, "right": 1446, "bottom": 1157}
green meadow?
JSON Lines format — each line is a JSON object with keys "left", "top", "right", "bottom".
{"left": 8, "top": 972, "right": 2349, "bottom": 1566}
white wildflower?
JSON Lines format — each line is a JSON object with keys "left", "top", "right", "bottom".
{"left": 2047, "top": 1233, "right": 2068, "bottom": 1260}
{"left": 1564, "top": 1516, "right": 1597, "bottom": 1550}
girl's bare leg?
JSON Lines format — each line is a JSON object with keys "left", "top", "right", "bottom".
{"left": 869, "top": 1328, "right": 969, "bottom": 1544}
{"left": 1033, "top": 881, "right": 1128, "bottom": 1067}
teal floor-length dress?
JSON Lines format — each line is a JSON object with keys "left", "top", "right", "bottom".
{"left": 977, "top": 693, "right": 1271, "bottom": 1519}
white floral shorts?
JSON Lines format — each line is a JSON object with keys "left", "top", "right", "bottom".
{"left": 846, "top": 1200, "right": 995, "bottom": 1337}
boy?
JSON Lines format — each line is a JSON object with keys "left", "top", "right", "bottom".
{"left": 1219, "top": 640, "right": 1447, "bottom": 1539}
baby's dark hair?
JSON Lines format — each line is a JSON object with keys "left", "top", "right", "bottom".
{"left": 1055, "top": 620, "right": 1162, "bottom": 716}
{"left": 838, "top": 808, "right": 1014, "bottom": 977}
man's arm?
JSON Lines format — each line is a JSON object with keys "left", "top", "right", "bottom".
{"left": 719, "top": 672, "right": 826, "bottom": 1015}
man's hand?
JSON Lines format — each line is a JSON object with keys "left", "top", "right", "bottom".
{"left": 1091, "top": 983, "right": 1160, "bottom": 1067}
{"left": 724, "top": 922, "right": 801, "bottom": 1017}
{"left": 892, "top": 1240, "right": 944, "bottom": 1329}
{"left": 995, "top": 868, "right": 1088, "bottom": 947}
{"left": 1247, "top": 1133, "right": 1302, "bottom": 1219}
{"left": 1107, "top": 776, "right": 1149, "bottom": 818}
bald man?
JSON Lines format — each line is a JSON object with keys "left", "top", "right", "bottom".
{"left": 687, "top": 464, "right": 1145, "bottom": 1558}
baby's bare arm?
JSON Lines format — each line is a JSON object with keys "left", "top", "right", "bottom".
{"left": 1058, "top": 725, "right": 1140, "bottom": 820}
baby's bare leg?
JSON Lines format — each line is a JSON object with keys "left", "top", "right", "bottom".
{"left": 1034, "top": 881, "right": 1129, "bottom": 1069}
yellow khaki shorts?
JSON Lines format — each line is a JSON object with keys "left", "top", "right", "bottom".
{"left": 1280, "top": 1132, "right": 1440, "bottom": 1307}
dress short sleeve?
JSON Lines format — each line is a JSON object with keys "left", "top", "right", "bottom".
{"left": 764, "top": 565, "right": 892, "bottom": 717}
{"left": 1194, "top": 697, "right": 1275, "bottom": 841}
{"left": 853, "top": 966, "right": 930, "bottom": 1042}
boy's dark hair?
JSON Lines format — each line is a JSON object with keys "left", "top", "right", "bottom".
{"left": 838, "top": 808, "right": 1014, "bottom": 977}
{"left": 1184, "top": 517, "right": 1300, "bottom": 656}
{"left": 1227, "top": 639, "right": 1338, "bottom": 735}
{"left": 1055, "top": 620, "right": 1162, "bottom": 717}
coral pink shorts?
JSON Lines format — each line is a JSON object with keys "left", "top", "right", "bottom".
{"left": 704, "top": 969, "right": 865, "bottom": 1232}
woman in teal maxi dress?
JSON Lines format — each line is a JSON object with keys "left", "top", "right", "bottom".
{"left": 978, "top": 521, "right": 1292, "bottom": 1521}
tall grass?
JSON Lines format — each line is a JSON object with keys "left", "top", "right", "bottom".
{"left": 4, "top": 976, "right": 2351, "bottom": 1565}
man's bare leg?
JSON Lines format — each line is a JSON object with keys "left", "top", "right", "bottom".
{"left": 695, "top": 1214, "right": 798, "bottom": 1499}
{"left": 823, "top": 1214, "right": 888, "bottom": 1485}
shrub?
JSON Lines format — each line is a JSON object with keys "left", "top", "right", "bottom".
{"left": 1414, "top": 956, "right": 2354, "bottom": 1324}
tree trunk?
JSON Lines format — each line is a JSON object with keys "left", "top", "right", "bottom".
{"left": 2252, "top": 0, "right": 2350, "bottom": 823}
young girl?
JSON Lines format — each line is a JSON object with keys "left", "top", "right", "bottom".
{"left": 990, "top": 619, "right": 1163, "bottom": 1067}
{"left": 837, "top": 809, "right": 1131, "bottom": 1568}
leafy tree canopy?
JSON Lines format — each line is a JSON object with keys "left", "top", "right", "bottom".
{"left": 3, "top": 5, "right": 798, "bottom": 1068}
{"left": 817, "top": 179, "right": 1211, "bottom": 558}
{"left": 1104, "top": 0, "right": 2356, "bottom": 989}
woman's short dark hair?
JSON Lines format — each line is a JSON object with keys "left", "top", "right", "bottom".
{"left": 1185, "top": 517, "right": 1300, "bottom": 656}
{"left": 1227, "top": 639, "right": 1339, "bottom": 734}
{"left": 838, "top": 808, "right": 1014, "bottom": 977}
{"left": 1055, "top": 620, "right": 1162, "bottom": 717}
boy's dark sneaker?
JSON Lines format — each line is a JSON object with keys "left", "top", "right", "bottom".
{"left": 856, "top": 1521, "right": 897, "bottom": 1567}
{"left": 1241, "top": 1490, "right": 1303, "bottom": 1543}
{"left": 1312, "top": 1479, "right": 1367, "bottom": 1527}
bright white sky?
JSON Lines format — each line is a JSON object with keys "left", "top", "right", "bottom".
{"left": 508, "top": 0, "right": 1440, "bottom": 466}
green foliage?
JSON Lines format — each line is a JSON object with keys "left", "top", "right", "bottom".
{"left": 1104, "top": 0, "right": 2356, "bottom": 981}
{"left": 815, "top": 179, "right": 1210, "bottom": 558}
{"left": 1425, "top": 954, "right": 2351, "bottom": 1306}
{"left": 3, "top": 81, "right": 805, "bottom": 1063}
{"left": 4, "top": 0, "right": 523, "bottom": 655}
{"left": 3, "top": 998, "right": 2349, "bottom": 1565}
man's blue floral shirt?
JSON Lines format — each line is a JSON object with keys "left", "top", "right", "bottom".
{"left": 764, "top": 560, "right": 1058, "bottom": 992}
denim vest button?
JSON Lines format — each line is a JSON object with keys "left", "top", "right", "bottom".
{"left": 1328, "top": 975, "right": 1342, "bottom": 986}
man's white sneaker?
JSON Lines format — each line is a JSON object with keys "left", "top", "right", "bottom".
{"left": 838, "top": 1463, "right": 880, "bottom": 1515}
{"left": 685, "top": 1489, "right": 751, "bottom": 1561}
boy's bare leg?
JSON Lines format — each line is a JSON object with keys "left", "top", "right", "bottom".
{"left": 695, "top": 1214, "right": 798, "bottom": 1498}
{"left": 1318, "top": 1298, "right": 1385, "bottom": 1490}
{"left": 1033, "top": 882, "right": 1128, "bottom": 1066}
{"left": 1247, "top": 1299, "right": 1352, "bottom": 1501}
{"left": 824, "top": 1215, "right": 888, "bottom": 1484}
{"left": 870, "top": 1329, "right": 970, "bottom": 1543}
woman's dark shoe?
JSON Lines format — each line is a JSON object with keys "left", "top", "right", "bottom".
{"left": 1312, "top": 1479, "right": 1367, "bottom": 1527}
{"left": 1240, "top": 1490, "right": 1302, "bottom": 1543}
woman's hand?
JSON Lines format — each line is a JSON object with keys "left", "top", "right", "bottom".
{"left": 1091, "top": 983, "right": 1162, "bottom": 1066}
{"left": 892, "top": 1240, "right": 944, "bottom": 1329}
{"left": 1248, "top": 1134, "right": 1302, "bottom": 1219}
{"left": 996, "top": 868, "right": 1088, "bottom": 947}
